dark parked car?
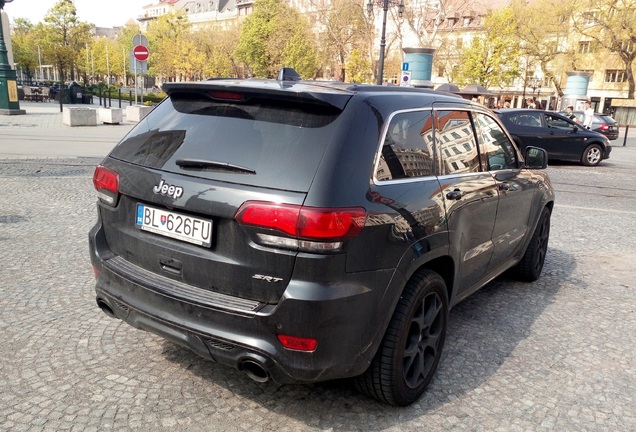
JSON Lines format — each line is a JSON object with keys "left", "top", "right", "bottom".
{"left": 89, "top": 69, "right": 555, "bottom": 406}
{"left": 558, "top": 111, "right": 619, "bottom": 140}
{"left": 496, "top": 109, "right": 612, "bottom": 166}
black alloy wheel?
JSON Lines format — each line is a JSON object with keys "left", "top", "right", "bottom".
{"left": 355, "top": 269, "right": 448, "bottom": 406}
{"left": 512, "top": 206, "right": 551, "bottom": 281}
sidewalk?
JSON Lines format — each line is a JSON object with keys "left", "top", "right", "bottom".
{"left": 0, "top": 100, "right": 136, "bottom": 159}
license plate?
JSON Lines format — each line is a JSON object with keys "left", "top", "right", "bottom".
{"left": 136, "top": 204, "right": 212, "bottom": 247}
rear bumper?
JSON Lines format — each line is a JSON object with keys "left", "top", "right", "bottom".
{"left": 89, "top": 221, "right": 403, "bottom": 384}
{"left": 605, "top": 131, "right": 619, "bottom": 141}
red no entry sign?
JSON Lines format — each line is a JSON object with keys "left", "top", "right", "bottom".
{"left": 133, "top": 45, "right": 149, "bottom": 61}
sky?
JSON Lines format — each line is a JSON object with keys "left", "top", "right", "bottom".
{"left": 4, "top": 0, "right": 150, "bottom": 28}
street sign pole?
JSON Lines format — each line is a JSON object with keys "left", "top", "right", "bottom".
{"left": 134, "top": 53, "right": 137, "bottom": 105}
{"left": 131, "top": 38, "right": 149, "bottom": 106}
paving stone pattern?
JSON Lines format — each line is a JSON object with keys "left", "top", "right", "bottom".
{"left": 0, "top": 150, "right": 635, "bottom": 431}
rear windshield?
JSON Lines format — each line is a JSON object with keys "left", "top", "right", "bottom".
{"left": 109, "top": 92, "right": 344, "bottom": 192}
{"left": 597, "top": 115, "right": 616, "bottom": 124}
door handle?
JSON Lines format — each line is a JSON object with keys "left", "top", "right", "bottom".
{"left": 446, "top": 188, "right": 463, "bottom": 200}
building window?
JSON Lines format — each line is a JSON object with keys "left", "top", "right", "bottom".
{"left": 605, "top": 70, "right": 627, "bottom": 83}
{"left": 579, "top": 41, "right": 591, "bottom": 53}
{"left": 581, "top": 12, "right": 596, "bottom": 25}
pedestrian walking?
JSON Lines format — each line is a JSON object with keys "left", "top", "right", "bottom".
{"left": 583, "top": 100, "right": 594, "bottom": 129}
{"left": 565, "top": 105, "right": 580, "bottom": 123}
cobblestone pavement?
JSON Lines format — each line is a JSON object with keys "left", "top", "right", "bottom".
{"left": 0, "top": 110, "right": 635, "bottom": 430}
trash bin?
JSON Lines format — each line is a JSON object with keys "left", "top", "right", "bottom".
{"left": 69, "top": 82, "right": 82, "bottom": 104}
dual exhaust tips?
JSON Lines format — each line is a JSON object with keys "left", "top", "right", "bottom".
{"left": 96, "top": 298, "right": 271, "bottom": 383}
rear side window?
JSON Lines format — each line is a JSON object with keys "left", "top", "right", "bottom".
{"left": 435, "top": 110, "right": 481, "bottom": 175}
{"left": 508, "top": 113, "right": 543, "bottom": 128}
{"left": 597, "top": 115, "right": 616, "bottom": 124}
{"left": 375, "top": 110, "right": 435, "bottom": 181}
{"left": 109, "top": 92, "right": 343, "bottom": 192}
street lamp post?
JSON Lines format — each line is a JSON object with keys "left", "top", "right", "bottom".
{"left": 529, "top": 76, "right": 542, "bottom": 107}
{"left": 0, "top": 0, "right": 24, "bottom": 114}
{"left": 367, "top": 0, "right": 404, "bottom": 86}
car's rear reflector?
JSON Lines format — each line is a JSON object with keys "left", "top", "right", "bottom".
{"left": 277, "top": 334, "right": 317, "bottom": 352}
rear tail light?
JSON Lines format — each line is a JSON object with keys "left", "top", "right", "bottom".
{"left": 600, "top": 124, "right": 609, "bottom": 131}
{"left": 93, "top": 165, "right": 120, "bottom": 206}
{"left": 235, "top": 201, "right": 366, "bottom": 252}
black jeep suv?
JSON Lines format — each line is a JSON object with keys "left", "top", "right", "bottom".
{"left": 89, "top": 69, "right": 555, "bottom": 406}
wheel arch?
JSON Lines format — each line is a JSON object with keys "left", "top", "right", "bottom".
{"left": 405, "top": 255, "right": 455, "bottom": 307}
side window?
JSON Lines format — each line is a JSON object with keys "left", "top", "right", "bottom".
{"left": 509, "top": 113, "right": 542, "bottom": 128}
{"left": 545, "top": 113, "right": 572, "bottom": 130}
{"left": 376, "top": 110, "right": 435, "bottom": 181}
{"left": 435, "top": 110, "right": 480, "bottom": 175}
{"left": 473, "top": 112, "right": 517, "bottom": 170}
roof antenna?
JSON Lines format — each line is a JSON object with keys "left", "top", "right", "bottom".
{"left": 277, "top": 67, "right": 302, "bottom": 82}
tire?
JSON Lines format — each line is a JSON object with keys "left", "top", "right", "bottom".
{"left": 512, "top": 207, "right": 551, "bottom": 281}
{"left": 582, "top": 144, "right": 603, "bottom": 166}
{"left": 355, "top": 269, "right": 448, "bottom": 406}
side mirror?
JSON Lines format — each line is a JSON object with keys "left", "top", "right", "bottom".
{"left": 525, "top": 146, "right": 548, "bottom": 169}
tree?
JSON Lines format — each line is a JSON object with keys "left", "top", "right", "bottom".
{"left": 572, "top": 0, "right": 636, "bottom": 98}
{"left": 10, "top": 19, "right": 39, "bottom": 81}
{"left": 310, "top": 0, "right": 369, "bottom": 81}
{"left": 88, "top": 37, "right": 123, "bottom": 84}
{"left": 115, "top": 23, "right": 142, "bottom": 85}
{"left": 509, "top": 0, "right": 575, "bottom": 97}
{"left": 145, "top": 11, "right": 191, "bottom": 81}
{"left": 37, "top": 0, "right": 92, "bottom": 83}
{"left": 451, "top": 7, "right": 521, "bottom": 88}
{"left": 235, "top": 0, "right": 318, "bottom": 78}
{"left": 345, "top": 48, "right": 372, "bottom": 83}
{"left": 400, "top": 0, "right": 472, "bottom": 49}
{"left": 192, "top": 25, "right": 241, "bottom": 78}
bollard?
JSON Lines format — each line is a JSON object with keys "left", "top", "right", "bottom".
{"left": 129, "top": 91, "right": 133, "bottom": 106}
{"left": 623, "top": 125, "right": 629, "bottom": 147}
{"left": 118, "top": 89, "right": 122, "bottom": 108}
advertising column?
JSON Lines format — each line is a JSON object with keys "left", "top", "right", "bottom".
{"left": 402, "top": 48, "right": 436, "bottom": 89}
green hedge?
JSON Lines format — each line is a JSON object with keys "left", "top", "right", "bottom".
{"left": 87, "top": 85, "right": 166, "bottom": 105}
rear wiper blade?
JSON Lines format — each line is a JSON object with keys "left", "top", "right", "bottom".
{"left": 176, "top": 158, "right": 256, "bottom": 174}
